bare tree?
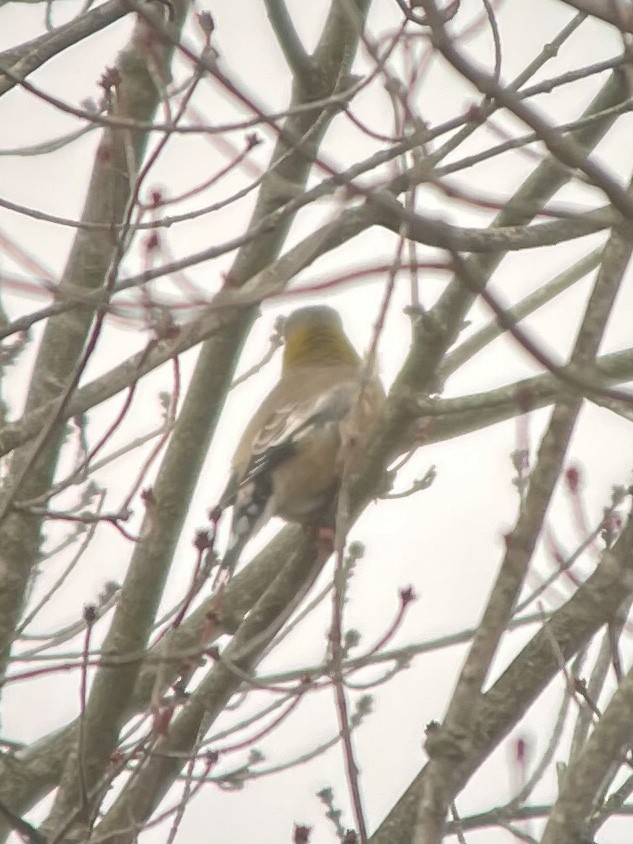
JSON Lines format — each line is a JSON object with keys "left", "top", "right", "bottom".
{"left": 1, "top": 1, "right": 633, "bottom": 842}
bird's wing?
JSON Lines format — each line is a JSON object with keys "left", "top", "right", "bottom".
{"left": 241, "top": 381, "right": 358, "bottom": 486}
{"left": 221, "top": 381, "right": 359, "bottom": 573}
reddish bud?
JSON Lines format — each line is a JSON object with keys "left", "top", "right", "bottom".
{"left": 565, "top": 465, "right": 581, "bottom": 492}
{"left": 141, "top": 487, "right": 156, "bottom": 507}
{"left": 245, "top": 132, "right": 261, "bottom": 150}
{"left": 145, "top": 231, "right": 160, "bottom": 252}
{"left": 194, "top": 529, "right": 213, "bottom": 551}
{"left": 294, "top": 825, "right": 311, "bottom": 843}
{"left": 205, "top": 749, "right": 220, "bottom": 767}
{"left": 99, "top": 66, "right": 121, "bottom": 91}
{"left": 197, "top": 11, "right": 215, "bottom": 35}
{"left": 400, "top": 585, "right": 416, "bottom": 606}
{"left": 83, "top": 604, "right": 97, "bottom": 625}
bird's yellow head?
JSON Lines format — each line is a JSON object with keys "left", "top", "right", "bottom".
{"left": 282, "top": 306, "right": 361, "bottom": 371}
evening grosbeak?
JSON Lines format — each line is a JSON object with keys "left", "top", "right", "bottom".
{"left": 219, "top": 305, "right": 385, "bottom": 573}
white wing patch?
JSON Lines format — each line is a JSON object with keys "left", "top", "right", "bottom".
{"left": 250, "top": 381, "right": 358, "bottom": 457}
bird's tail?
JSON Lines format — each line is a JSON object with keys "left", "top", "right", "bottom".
{"left": 220, "top": 488, "right": 275, "bottom": 575}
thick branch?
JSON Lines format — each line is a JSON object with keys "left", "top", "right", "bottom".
{"left": 0, "top": 0, "right": 190, "bottom": 693}
{"left": 264, "top": 0, "right": 314, "bottom": 80}
{"left": 414, "top": 183, "right": 633, "bottom": 842}
{"left": 38, "top": 0, "right": 375, "bottom": 839}
{"left": 0, "top": 0, "right": 131, "bottom": 97}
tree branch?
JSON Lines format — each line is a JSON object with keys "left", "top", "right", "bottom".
{"left": 264, "top": 0, "right": 314, "bottom": 81}
{"left": 0, "top": 0, "right": 131, "bottom": 98}
{"left": 371, "top": 507, "right": 633, "bottom": 843}
{"left": 556, "top": 0, "right": 633, "bottom": 32}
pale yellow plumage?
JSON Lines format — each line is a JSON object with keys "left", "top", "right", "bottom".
{"left": 219, "top": 306, "right": 385, "bottom": 572}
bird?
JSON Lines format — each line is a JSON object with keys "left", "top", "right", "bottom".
{"left": 218, "top": 305, "right": 385, "bottom": 574}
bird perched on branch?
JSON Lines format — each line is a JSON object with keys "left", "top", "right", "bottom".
{"left": 218, "top": 305, "right": 385, "bottom": 574}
